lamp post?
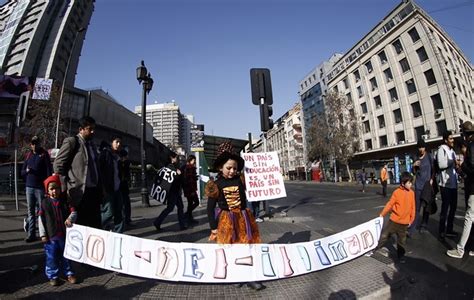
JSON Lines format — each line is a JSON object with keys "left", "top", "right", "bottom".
{"left": 136, "top": 60, "right": 154, "bottom": 207}
{"left": 54, "top": 27, "right": 86, "bottom": 149}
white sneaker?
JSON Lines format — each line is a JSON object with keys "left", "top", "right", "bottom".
{"left": 446, "top": 249, "right": 463, "bottom": 259}
{"left": 364, "top": 251, "right": 373, "bottom": 257}
{"left": 255, "top": 217, "right": 264, "bottom": 223}
{"left": 469, "top": 251, "right": 474, "bottom": 257}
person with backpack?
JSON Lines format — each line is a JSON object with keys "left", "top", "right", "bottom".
{"left": 53, "top": 116, "right": 102, "bottom": 229}
{"left": 447, "top": 121, "right": 474, "bottom": 258}
{"left": 436, "top": 130, "right": 459, "bottom": 241}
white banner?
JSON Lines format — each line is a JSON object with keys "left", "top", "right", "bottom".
{"left": 242, "top": 152, "right": 287, "bottom": 202}
{"left": 64, "top": 217, "right": 383, "bottom": 283}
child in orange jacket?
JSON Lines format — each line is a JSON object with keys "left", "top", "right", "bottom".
{"left": 377, "top": 172, "right": 416, "bottom": 263}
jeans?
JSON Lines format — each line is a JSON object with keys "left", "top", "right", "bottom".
{"left": 154, "top": 192, "right": 185, "bottom": 228}
{"left": 439, "top": 187, "right": 458, "bottom": 234}
{"left": 25, "top": 187, "right": 44, "bottom": 238}
{"left": 457, "top": 194, "right": 473, "bottom": 255}
{"left": 101, "top": 190, "right": 124, "bottom": 233}
{"left": 409, "top": 189, "right": 422, "bottom": 234}
{"left": 44, "top": 238, "right": 74, "bottom": 280}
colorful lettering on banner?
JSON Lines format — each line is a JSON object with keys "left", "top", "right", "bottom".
{"left": 328, "top": 240, "right": 348, "bottom": 261}
{"left": 156, "top": 247, "right": 178, "bottom": 279}
{"left": 297, "top": 246, "right": 311, "bottom": 271}
{"left": 65, "top": 229, "right": 83, "bottom": 260}
{"left": 314, "top": 241, "right": 331, "bottom": 266}
{"left": 64, "top": 217, "right": 384, "bottom": 283}
{"left": 345, "top": 235, "right": 362, "bottom": 256}
{"left": 214, "top": 248, "right": 227, "bottom": 279}
{"left": 87, "top": 235, "right": 105, "bottom": 263}
{"left": 261, "top": 246, "right": 276, "bottom": 277}
{"left": 183, "top": 248, "right": 204, "bottom": 279}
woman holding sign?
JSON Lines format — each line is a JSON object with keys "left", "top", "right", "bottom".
{"left": 205, "top": 142, "right": 263, "bottom": 290}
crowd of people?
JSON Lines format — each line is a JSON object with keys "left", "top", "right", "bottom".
{"left": 374, "top": 122, "right": 474, "bottom": 263}
{"left": 20, "top": 116, "right": 472, "bottom": 289}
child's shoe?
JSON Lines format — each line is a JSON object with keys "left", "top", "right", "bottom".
{"left": 49, "top": 278, "right": 60, "bottom": 286}
{"left": 67, "top": 275, "right": 78, "bottom": 284}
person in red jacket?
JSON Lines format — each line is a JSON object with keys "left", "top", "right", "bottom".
{"left": 377, "top": 171, "right": 415, "bottom": 263}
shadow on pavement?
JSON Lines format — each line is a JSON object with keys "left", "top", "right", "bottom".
{"left": 270, "top": 230, "right": 311, "bottom": 244}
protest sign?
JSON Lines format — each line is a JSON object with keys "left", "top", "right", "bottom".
{"left": 65, "top": 217, "right": 383, "bottom": 283}
{"left": 242, "top": 152, "right": 286, "bottom": 202}
{"left": 150, "top": 165, "right": 177, "bottom": 204}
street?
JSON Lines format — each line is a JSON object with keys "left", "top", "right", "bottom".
{"left": 0, "top": 181, "right": 473, "bottom": 299}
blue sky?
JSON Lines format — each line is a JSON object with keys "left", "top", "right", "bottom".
{"left": 72, "top": 0, "right": 472, "bottom": 139}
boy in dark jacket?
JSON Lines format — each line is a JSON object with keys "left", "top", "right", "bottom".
{"left": 38, "top": 175, "right": 78, "bottom": 286}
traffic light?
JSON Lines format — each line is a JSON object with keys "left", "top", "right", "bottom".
{"left": 260, "top": 102, "right": 273, "bottom": 132}
{"left": 250, "top": 68, "right": 273, "bottom": 132}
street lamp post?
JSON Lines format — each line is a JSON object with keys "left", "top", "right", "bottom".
{"left": 54, "top": 27, "right": 85, "bottom": 149}
{"left": 136, "top": 60, "right": 154, "bottom": 207}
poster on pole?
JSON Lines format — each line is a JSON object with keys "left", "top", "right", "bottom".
{"left": 242, "top": 151, "right": 286, "bottom": 202}
{"left": 32, "top": 78, "right": 53, "bottom": 100}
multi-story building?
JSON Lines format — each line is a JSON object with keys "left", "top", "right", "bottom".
{"left": 304, "top": 0, "right": 473, "bottom": 161}
{"left": 135, "top": 101, "right": 184, "bottom": 149}
{"left": 0, "top": 0, "right": 94, "bottom": 86}
{"left": 299, "top": 54, "right": 342, "bottom": 164}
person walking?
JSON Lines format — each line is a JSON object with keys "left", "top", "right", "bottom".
{"left": 447, "top": 121, "right": 474, "bottom": 258}
{"left": 38, "top": 175, "right": 77, "bottom": 286}
{"left": 380, "top": 164, "right": 388, "bottom": 197}
{"left": 53, "top": 116, "right": 102, "bottom": 229}
{"left": 183, "top": 155, "right": 200, "bottom": 225}
{"left": 377, "top": 172, "right": 416, "bottom": 264}
{"left": 359, "top": 168, "right": 366, "bottom": 193}
{"left": 153, "top": 152, "right": 187, "bottom": 231}
{"left": 409, "top": 139, "right": 434, "bottom": 236}
{"left": 21, "top": 136, "right": 52, "bottom": 242}
{"left": 437, "top": 130, "right": 459, "bottom": 240}
{"left": 99, "top": 136, "right": 124, "bottom": 233}
{"left": 205, "top": 142, "right": 263, "bottom": 290}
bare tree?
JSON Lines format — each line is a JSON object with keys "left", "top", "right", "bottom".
{"left": 306, "top": 91, "right": 360, "bottom": 182}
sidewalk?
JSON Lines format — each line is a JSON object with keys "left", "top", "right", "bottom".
{"left": 1, "top": 185, "right": 472, "bottom": 299}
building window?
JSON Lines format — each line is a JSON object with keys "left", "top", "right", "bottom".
{"left": 393, "top": 108, "right": 403, "bottom": 123}
{"left": 392, "top": 39, "right": 403, "bottom": 54}
{"left": 406, "top": 79, "right": 417, "bottom": 94}
{"left": 343, "top": 77, "right": 349, "bottom": 89}
{"left": 365, "top": 60, "right": 373, "bottom": 73}
{"left": 378, "top": 115, "right": 385, "bottom": 128}
{"left": 353, "top": 70, "right": 361, "bottom": 82}
{"left": 411, "top": 101, "right": 422, "bottom": 118}
{"left": 415, "top": 47, "right": 428, "bottom": 63}
{"left": 408, "top": 27, "right": 420, "bottom": 43}
{"left": 379, "top": 135, "right": 388, "bottom": 147}
{"left": 415, "top": 126, "right": 425, "bottom": 141}
{"left": 370, "top": 77, "right": 378, "bottom": 91}
{"left": 436, "top": 120, "right": 447, "bottom": 136}
{"left": 389, "top": 87, "right": 399, "bottom": 102}
{"left": 363, "top": 120, "right": 370, "bottom": 133}
{"left": 396, "top": 131, "right": 405, "bottom": 144}
{"left": 431, "top": 93, "right": 443, "bottom": 110}
{"left": 357, "top": 86, "right": 363, "bottom": 98}
{"left": 384, "top": 68, "right": 393, "bottom": 82}
{"left": 378, "top": 50, "right": 388, "bottom": 64}
{"left": 399, "top": 58, "right": 410, "bottom": 73}
{"left": 374, "top": 95, "right": 382, "bottom": 108}
{"left": 365, "top": 139, "right": 372, "bottom": 150}
{"left": 361, "top": 102, "right": 368, "bottom": 114}
{"left": 346, "top": 92, "right": 352, "bottom": 102}
{"left": 424, "top": 69, "right": 437, "bottom": 85}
